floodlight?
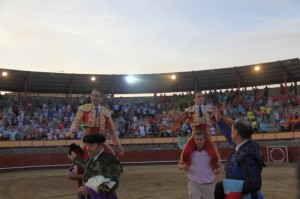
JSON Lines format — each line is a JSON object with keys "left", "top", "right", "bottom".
{"left": 125, "top": 75, "right": 137, "bottom": 83}
{"left": 171, "top": 74, "right": 176, "bottom": 80}
{"left": 91, "top": 76, "right": 96, "bottom": 81}
{"left": 254, "top": 66, "right": 260, "bottom": 71}
{"left": 2, "top": 71, "right": 7, "bottom": 77}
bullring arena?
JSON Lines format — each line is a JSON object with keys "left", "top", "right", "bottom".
{"left": 0, "top": 164, "right": 298, "bottom": 199}
{"left": 0, "top": 134, "right": 299, "bottom": 199}
{"left": 1, "top": 59, "right": 300, "bottom": 199}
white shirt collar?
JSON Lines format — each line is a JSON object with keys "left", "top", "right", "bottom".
{"left": 195, "top": 104, "right": 203, "bottom": 109}
{"left": 93, "top": 149, "right": 104, "bottom": 161}
{"left": 92, "top": 104, "right": 101, "bottom": 110}
{"left": 235, "top": 139, "right": 249, "bottom": 151}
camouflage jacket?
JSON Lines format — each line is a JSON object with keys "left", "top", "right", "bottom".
{"left": 73, "top": 151, "right": 120, "bottom": 192}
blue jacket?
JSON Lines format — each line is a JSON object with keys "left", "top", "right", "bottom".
{"left": 217, "top": 119, "right": 265, "bottom": 199}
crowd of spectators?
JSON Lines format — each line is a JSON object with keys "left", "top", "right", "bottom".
{"left": 0, "top": 84, "right": 299, "bottom": 141}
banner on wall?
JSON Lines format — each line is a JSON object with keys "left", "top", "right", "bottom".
{"left": 177, "top": 135, "right": 189, "bottom": 149}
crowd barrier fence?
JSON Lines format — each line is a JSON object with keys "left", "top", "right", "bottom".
{"left": 0, "top": 131, "right": 299, "bottom": 148}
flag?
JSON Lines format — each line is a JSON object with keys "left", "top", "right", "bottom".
{"left": 223, "top": 179, "right": 251, "bottom": 199}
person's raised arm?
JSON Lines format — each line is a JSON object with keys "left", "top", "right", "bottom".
{"left": 212, "top": 107, "right": 235, "bottom": 147}
{"left": 167, "top": 111, "right": 188, "bottom": 123}
{"left": 67, "top": 151, "right": 88, "bottom": 170}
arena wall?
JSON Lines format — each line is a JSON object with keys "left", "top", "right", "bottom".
{"left": 1, "top": 133, "right": 299, "bottom": 169}
{"left": 0, "top": 131, "right": 299, "bottom": 148}
{"left": 0, "top": 145, "right": 299, "bottom": 169}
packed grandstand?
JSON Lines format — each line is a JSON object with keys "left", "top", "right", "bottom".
{"left": 0, "top": 80, "right": 300, "bottom": 142}
{"left": 1, "top": 58, "right": 300, "bottom": 141}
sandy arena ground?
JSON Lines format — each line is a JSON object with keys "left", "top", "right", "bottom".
{"left": 0, "top": 164, "right": 297, "bottom": 199}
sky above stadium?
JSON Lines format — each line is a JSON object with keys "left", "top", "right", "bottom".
{"left": 0, "top": 0, "right": 300, "bottom": 75}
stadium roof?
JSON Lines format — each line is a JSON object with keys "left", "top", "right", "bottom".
{"left": 0, "top": 58, "right": 300, "bottom": 95}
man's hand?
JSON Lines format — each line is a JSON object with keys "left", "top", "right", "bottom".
{"left": 117, "top": 145, "right": 125, "bottom": 156}
{"left": 66, "top": 171, "right": 83, "bottom": 181}
{"left": 77, "top": 186, "right": 89, "bottom": 196}
{"left": 178, "top": 162, "right": 189, "bottom": 171}
{"left": 98, "top": 183, "right": 111, "bottom": 192}
{"left": 66, "top": 171, "right": 76, "bottom": 180}
{"left": 213, "top": 166, "right": 222, "bottom": 175}
{"left": 67, "top": 151, "right": 77, "bottom": 161}
{"left": 212, "top": 107, "right": 222, "bottom": 121}
{"left": 167, "top": 112, "right": 174, "bottom": 122}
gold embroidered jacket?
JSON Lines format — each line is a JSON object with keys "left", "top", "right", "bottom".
{"left": 71, "top": 104, "right": 121, "bottom": 148}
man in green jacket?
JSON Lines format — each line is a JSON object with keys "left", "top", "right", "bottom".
{"left": 68, "top": 133, "right": 121, "bottom": 199}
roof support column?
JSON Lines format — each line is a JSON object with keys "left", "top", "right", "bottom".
{"left": 234, "top": 67, "right": 242, "bottom": 95}
{"left": 68, "top": 75, "right": 73, "bottom": 105}
{"left": 153, "top": 92, "right": 157, "bottom": 118}
{"left": 237, "top": 74, "right": 241, "bottom": 94}
{"left": 17, "top": 92, "right": 21, "bottom": 108}
{"left": 111, "top": 91, "right": 115, "bottom": 110}
{"left": 24, "top": 78, "right": 27, "bottom": 112}
{"left": 294, "top": 81, "right": 297, "bottom": 96}
{"left": 192, "top": 71, "right": 198, "bottom": 91}
{"left": 152, "top": 76, "right": 157, "bottom": 114}
{"left": 283, "top": 68, "right": 289, "bottom": 116}
{"left": 283, "top": 68, "right": 288, "bottom": 101}
{"left": 110, "top": 75, "right": 116, "bottom": 109}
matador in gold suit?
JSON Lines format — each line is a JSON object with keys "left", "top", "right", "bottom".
{"left": 169, "top": 91, "right": 221, "bottom": 171}
{"left": 71, "top": 89, "right": 124, "bottom": 160}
